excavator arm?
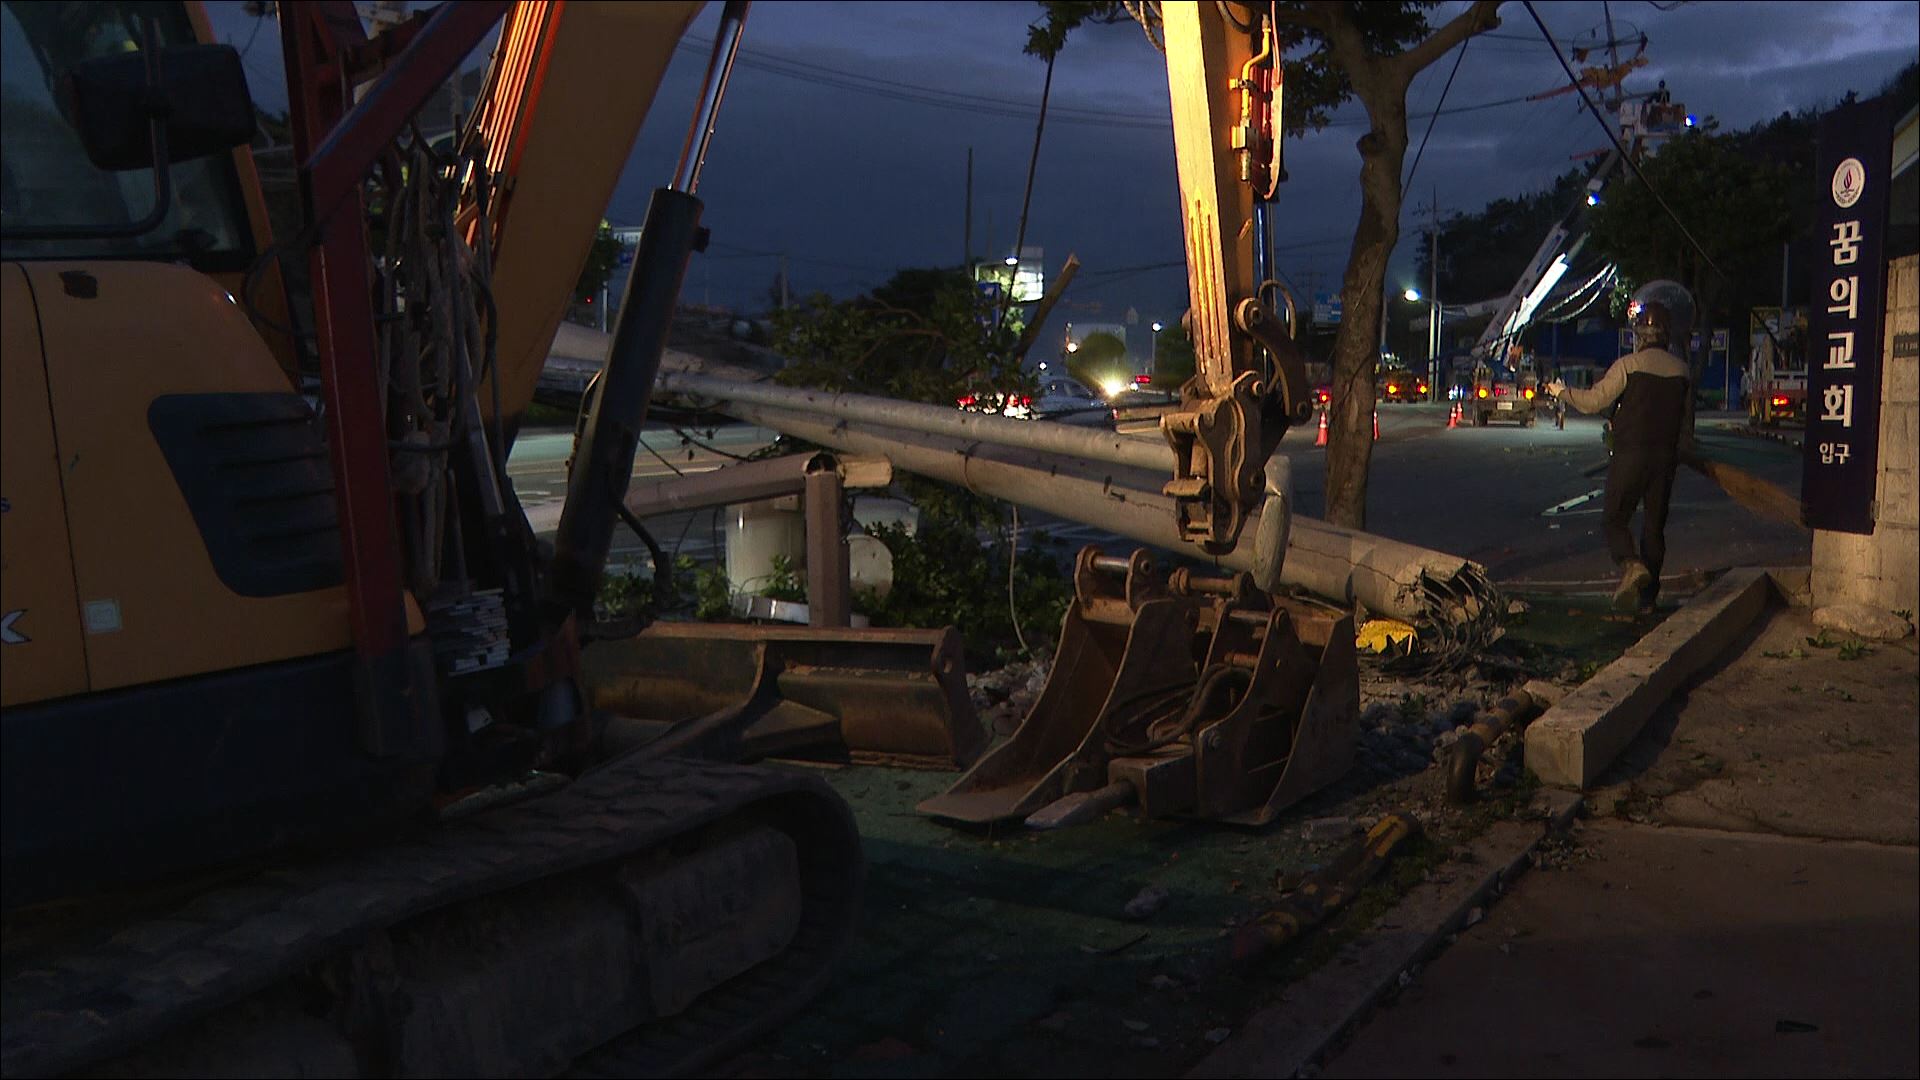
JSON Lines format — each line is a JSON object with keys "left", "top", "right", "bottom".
{"left": 1159, "top": 1, "right": 1313, "bottom": 555}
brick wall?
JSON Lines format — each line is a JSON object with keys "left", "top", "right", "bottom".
{"left": 1812, "top": 254, "right": 1920, "bottom": 612}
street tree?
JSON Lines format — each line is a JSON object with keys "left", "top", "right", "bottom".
{"left": 768, "top": 266, "right": 1027, "bottom": 406}
{"left": 1586, "top": 129, "right": 1795, "bottom": 373}
{"left": 1040, "top": 1, "right": 1503, "bottom": 530}
{"left": 1154, "top": 321, "right": 1197, "bottom": 387}
{"left": 574, "top": 220, "right": 625, "bottom": 305}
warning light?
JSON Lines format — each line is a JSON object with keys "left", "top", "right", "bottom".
{"left": 1476, "top": 387, "right": 1490, "bottom": 399}
{"left": 1586, "top": 192, "right": 1601, "bottom": 206}
{"left": 1685, "top": 114, "right": 1697, "bottom": 127}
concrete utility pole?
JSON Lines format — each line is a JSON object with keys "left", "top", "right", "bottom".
{"left": 964, "top": 147, "right": 973, "bottom": 270}
{"left": 1428, "top": 190, "right": 1441, "bottom": 400}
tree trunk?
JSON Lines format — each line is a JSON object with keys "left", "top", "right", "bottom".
{"left": 1324, "top": 81, "right": 1410, "bottom": 531}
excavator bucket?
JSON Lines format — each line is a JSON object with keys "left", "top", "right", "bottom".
{"left": 582, "top": 622, "right": 986, "bottom": 770}
{"left": 916, "top": 550, "right": 1201, "bottom": 823}
{"left": 919, "top": 547, "right": 1356, "bottom": 828}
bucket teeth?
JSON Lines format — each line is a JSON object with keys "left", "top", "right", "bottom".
{"left": 921, "top": 546, "right": 1357, "bottom": 829}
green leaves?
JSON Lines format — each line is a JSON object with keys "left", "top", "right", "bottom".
{"left": 769, "top": 266, "right": 1030, "bottom": 407}
{"left": 1587, "top": 129, "right": 1795, "bottom": 315}
{"left": 574, "top": 220, "right": 624, "bottom": 303}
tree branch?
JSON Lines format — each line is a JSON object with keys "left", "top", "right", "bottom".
{"left": 1394, "top": 0, "right": 1503, "bottom": 79}
{"left": 1267, "top": 3, "right": 1329, "bottom": 34}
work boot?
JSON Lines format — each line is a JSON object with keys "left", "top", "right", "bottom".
{"left": 1614, "top": 559, "right": 1652, "bottom": 612}
{"left": 1639, "top": 581, "right": 1662, "bottom": 614}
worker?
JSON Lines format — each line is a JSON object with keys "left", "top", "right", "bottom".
{"left": 1546, "top": 298, "right": 1691, "bottom": 611}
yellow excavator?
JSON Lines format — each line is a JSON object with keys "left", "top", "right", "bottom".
{"left": 0, "top": 1, "right": 1310, "bottom": 1074}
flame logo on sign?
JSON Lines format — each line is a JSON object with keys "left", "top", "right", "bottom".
{"left": 1832, "top": 157, "right": 1865, "bottom": 209}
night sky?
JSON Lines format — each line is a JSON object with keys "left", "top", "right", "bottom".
{"left": 210, "top": 1, "right": 1917, "bottom": 331}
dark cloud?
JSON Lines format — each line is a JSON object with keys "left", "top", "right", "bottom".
{"left": 205, "top": 0, "right": 1917, "bottom": 320}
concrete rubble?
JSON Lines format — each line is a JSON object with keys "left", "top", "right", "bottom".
{"left": 1812, "top": 602, "right": 1916, "bottom": 641}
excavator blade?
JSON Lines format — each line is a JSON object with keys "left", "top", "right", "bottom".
{"left": 582, "top": 622, "right": 986, "bottom": 770}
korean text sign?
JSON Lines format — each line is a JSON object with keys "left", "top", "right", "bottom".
{"left": 1803, "top": 99, "right": 1890, "bottom": 534}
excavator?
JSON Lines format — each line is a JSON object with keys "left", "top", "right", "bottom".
{"left": 0, "top": 1, "right": 1311, "bottom": 1074}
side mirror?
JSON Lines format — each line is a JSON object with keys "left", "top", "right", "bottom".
{"left": 62, "top": 44, "right": 256, "bottom": 172}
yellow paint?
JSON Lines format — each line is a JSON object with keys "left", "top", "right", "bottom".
{"left": 28, "top": 262, "right": 357, "bottom": 693}
{"left": 1355, "top": 619, "right": 1418, "bottom": 655}
{"left": 1, "top": 266, "right": 89, "bottom": 705}
{"left": 477, "top": 1, "right": 703, "bottom": 424}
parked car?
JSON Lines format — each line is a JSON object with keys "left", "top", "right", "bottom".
{"left": 1031, "top": 375, "right": 1112, "bottom": 426}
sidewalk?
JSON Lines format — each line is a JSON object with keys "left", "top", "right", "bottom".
{"left": 1318, "top": 603, "right": 1919, "bottom": 1078}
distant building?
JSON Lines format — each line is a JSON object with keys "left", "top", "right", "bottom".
{"left": 974, "top": 246, "right": 1045, "bottom": 305}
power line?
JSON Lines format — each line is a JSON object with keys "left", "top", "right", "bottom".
{"left": 1521, "top": 1, "right": 1731, "bottom": 286}
{"left": 677, "top": 37, "right": 1170, "bottom": 130}
{"left": 681, "top": 36, "right": 1158, "bottom": 122}
{"left": 1403, "top": 32, "right": 1472, "bottom": 189}
{"left": 238, "top": 12, "right": 265, "bottom": 58}
{"left": 680, "top": 35, "right": 1551, "bottom": 133}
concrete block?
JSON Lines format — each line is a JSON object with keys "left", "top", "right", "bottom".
{"left": 1765, "top": 565, "right": 1813, "bottom": 607}
{"left": 1526, "top": 568, "right": 1772, "bottom": 788}
{"left": 1811, "top": 526, "right": 1904, "bottom": 608}
{"left": 1887, "top": 352, "right": 1919, "bottom": 405}
{"left": 1879, "top": 466, "right": 1918, "bottom": 528}
{"left": 1877, "top": 524, "right": 1920, "bottom": 612}
{"left": 1813, "top": 603, "right": 1916, "bottom": 640}
{"left": 1879, "top": 405, "right": 1919, "bottom": 464}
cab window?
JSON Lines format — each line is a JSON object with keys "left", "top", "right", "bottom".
{"left": 0, "top": 0, "right": 253, "bottom": 268}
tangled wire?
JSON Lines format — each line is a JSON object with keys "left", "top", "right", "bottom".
{"left": 372, "top": 125, "right": 505, "bottom": 597}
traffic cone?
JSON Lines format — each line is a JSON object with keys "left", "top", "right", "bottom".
{"left": 1372, "top": 409, "right": 1380, "bottom": 441}
{"left": 1314, "top": 407, "right": 1328, "bottom": 447}
{"left": 1447, "top": 401, "right": 1460, "bottom": 428}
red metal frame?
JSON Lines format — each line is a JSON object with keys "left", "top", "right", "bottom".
{"left": 278, "top": 1, "right": 509, "bottom": 749}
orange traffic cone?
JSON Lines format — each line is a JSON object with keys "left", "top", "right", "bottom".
{"left": 1447, "top": 401, "right": 1460, "bottom": 428}
{"left": 1372, "top": 409, "right": 1380, "bottom": 441}
{"left": 1314, "top": 408, "right": 1329, "bottom": 447}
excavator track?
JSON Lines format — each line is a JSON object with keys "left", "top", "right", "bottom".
{"left": 1, "top": 756, "right": 861, "bottom": 1078}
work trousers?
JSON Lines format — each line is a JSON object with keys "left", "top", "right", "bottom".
{"left": 1603, "top": 450, "right": 1677, "bottom": 586}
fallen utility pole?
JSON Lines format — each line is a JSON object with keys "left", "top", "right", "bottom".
{"left": 670, "top": 392, "right": 1500, "bottom": 650}
{"left": 656, "top": 369, "right": 1173, "bottom": 474}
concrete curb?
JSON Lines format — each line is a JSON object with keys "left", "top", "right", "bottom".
{"left": 1187, "top": 791, "right": 1584, "bottom": 1080}
{"left": 1524, "top": 567, "right": 1774, "bottom": 788}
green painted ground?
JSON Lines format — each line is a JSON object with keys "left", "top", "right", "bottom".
{"left": 738, "top": 590, "right": 1666, "bottom": 1077}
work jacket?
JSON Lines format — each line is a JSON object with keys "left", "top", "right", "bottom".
{"left": 1563, "top": 346, "right": 1690, "bottom": 454}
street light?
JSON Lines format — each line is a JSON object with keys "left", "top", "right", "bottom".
{"left": 1403, "top": 288, "right": 1422, "bottom": 303}
{"left": 1004, "top": 255, "right": 1020, "bottom": 266}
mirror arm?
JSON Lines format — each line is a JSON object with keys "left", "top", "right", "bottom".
{"left": 2, "top": 18, "right": 175, "bottom": 243}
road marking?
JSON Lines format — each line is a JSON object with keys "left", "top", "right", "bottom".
{"left": 1541, "top": 488, "right": 1605, "bottom": 517}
